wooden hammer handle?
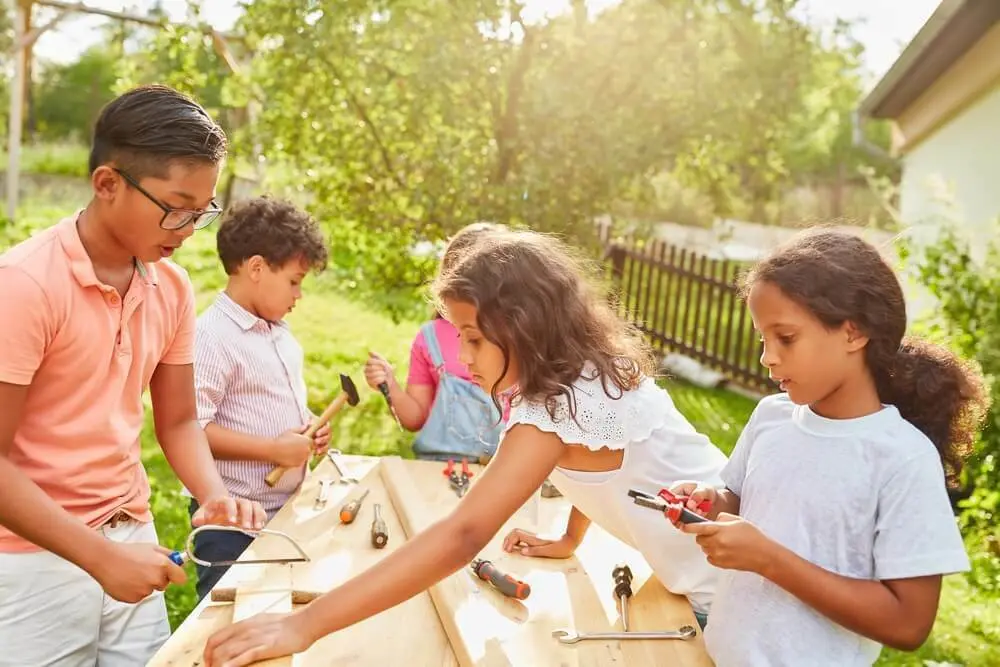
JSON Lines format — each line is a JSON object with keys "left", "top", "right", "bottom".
{"left": 264, "top": 392, "right": 349, "bottom": 488}
{"left": 211, "top": 587, "right": 321, "bottom": 604}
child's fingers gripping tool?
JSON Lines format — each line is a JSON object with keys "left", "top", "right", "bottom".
{"left": 628, "top": 488, "right": 711, "bottom": 524}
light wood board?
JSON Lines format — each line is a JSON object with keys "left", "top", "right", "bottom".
{"left": 380, "top": 457, "right": 714, "bottom": 667}
{"left": 148, "top": 454, "right": 459, "bottom": 667}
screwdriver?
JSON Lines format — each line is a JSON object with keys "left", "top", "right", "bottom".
{"left": 377, "top": 381, "right": 404, "bottom": 432}
{"left": 612, "top": 563, "right": 634, "bottom": 631}
{"left": 470, "top": 558, "right": 531, "bottom": 600}
{"left": 339, "top": 488, "right": 370, "bottom": 524}
{"left": 370, "top": 503, "right": 388, "bottom": 549}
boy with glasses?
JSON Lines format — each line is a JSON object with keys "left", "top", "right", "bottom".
{"left": 0, "top": 85, "right": 266, "bottom": 666}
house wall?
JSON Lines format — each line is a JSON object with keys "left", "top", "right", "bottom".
{"left": 896, "top": 76, "right": 1000, "bottom": 330}
{"left": 890, "top": 23, "right": 1000, "bottom": 323}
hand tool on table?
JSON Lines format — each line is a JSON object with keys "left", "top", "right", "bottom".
{"left": 169, "top": 526, "right": 310, "bottom": 567}
{"left": 327, "top": 448, "right": 360, "bottom": 484}
{"left": 470, "top": 558, "right": 531, "bottom": 600}
{"left": 265, "top": 373, "right": 360, "bottom": 488}
{"left": 552, "top": 626, "right": 698, "bottom": 644}
{"left": 442, "top": 459, "right": 466, "bottom": 497}
{"left": 612, "top": 564, "right": 633, "bottom": 631}
{"left": 628, "top": 487, "right": 710, "bottom": 524}
{"left": 211, "top": 588, "right": 322, "bottom": 604}
{"left": 339, "top": 488, "right": 370, "bottom": 524}
{"left": 314, "top": 478, "right": 334, "bottom": 511}
{"left": 376, "top": 380, "right": 404, "bottom": 432}
{"left": 442, "top": 458, "right": 474, "bottom": 497}
{"left": 370, "top": 503, "right": 388, "bottom": 549}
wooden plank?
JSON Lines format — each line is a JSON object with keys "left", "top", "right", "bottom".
{"left": 148, "top": 455, "right": 458, "bottom": 667}
{"left": 381, "top": 457, "right": 714, "bottom": 667}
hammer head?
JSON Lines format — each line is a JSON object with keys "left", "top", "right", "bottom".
{"left": 341, "top": 373, "right": 360, "bottom": 406}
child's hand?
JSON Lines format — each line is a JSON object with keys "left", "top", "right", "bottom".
{"left": 193, "top": 495, "right": 266, "bottom": 530}
{"left": 91, "top": 541, "right": 187, "bottom": 603}
{"left": 364, "top": 352, "right": 394, "bottom": 391}
{"left": 270, "top": 427, "right": 314, "bottom": 468}
{"left": 668, "top": 481, "right": 718, "bottom": 513}
{"left": 680, "top": 513, "right": 778, "bottom": 575}
{"left": 312, "top": 422, "right": 331, "bottom": 456}
{"left": 501, "top": 528, "right": 577, "bottom": 559}
{"left": 203, "top": 611, "right": 312, "bottom": 667}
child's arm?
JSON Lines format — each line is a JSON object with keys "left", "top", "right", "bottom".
{"left": 203, "top": 423, "right": 564, "bottom": 665}
{"left": 684, "top": 516, "right": 941, "bottom": 651}
{"left": 151, "top": 362, "right": 265, "bottom": 530}
{"left": 204, "top": 423, "right": 314, "bottom": 468}
{"left": 502, "top": 505, "right": 591, "bottom": 558}
{"left": 0, "top": 382, "right": 188, "bottom": 603}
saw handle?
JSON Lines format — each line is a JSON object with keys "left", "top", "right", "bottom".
{"left": 472, "top": 559, "right": 531, "bottom": 600}
{"left": 264, "top": 392, "right": 347, "bottom": 487}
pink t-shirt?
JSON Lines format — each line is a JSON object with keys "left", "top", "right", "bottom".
{"left": 407, "top": 319, "right": 473, "bottom": 395}
{"left": 406, "top": 318, "right": 515, "bottom": 422}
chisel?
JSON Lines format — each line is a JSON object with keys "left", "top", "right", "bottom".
{"left": 470, "top": 558, "right": 531, "bottom": 600}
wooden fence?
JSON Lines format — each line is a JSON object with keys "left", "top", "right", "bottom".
{"left": 601, "top": 232, "right": 776, "bottom": 394}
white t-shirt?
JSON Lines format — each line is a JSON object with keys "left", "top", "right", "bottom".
{"left": 502, "top": 369, "right": 729, "bottom": 614}
{"left": 704, "top": 393, "right": 971, "bottom": 666}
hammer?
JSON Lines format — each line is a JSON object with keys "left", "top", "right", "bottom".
{"left": 264, "top": 373, "right": 360, "bottom": 488}
{"left": 211, "top": 587, "right": 321, "bottom": 604}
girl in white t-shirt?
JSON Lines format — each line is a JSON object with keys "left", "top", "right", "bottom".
{"left": 200, "top": 229, "right": 728, "bottom": 666}
{"left": 666, "top": 230, "right": 989, "bottom": 667}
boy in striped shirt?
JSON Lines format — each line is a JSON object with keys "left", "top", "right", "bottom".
{"left": 189, "top": 197, "right": 331, "bottom": 599}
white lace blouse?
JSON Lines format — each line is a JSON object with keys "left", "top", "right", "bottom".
{"left": 501, "top": 368, "right": 729, "bottom": 614}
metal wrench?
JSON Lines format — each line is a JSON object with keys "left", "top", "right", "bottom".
{"left": 552, "top": 626, "right": 697, "bottom": 644}
{"left": 314, "top": 478, "right": 333, "bottom": 510}
{"left": 326, "top": 449, "right": 359, "bottom": 483}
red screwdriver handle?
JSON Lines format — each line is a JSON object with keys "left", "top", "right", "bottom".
{"left": 472, "top": 559, "right": 531, "bottom": 600}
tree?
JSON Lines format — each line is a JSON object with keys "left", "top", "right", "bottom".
{"left": 33, "top": 46, "right": 119, "bottom": 141}
{"left": 129, "top": 0, "right": 887, "bottom": 318}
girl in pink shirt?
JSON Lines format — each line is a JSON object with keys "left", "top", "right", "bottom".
{"left": 365, "top": 223, "right": 509, "bottom": 460}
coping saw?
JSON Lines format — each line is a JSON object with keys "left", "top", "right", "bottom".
{"left": 168, "top": 525, "right": 311, "bottom": 567}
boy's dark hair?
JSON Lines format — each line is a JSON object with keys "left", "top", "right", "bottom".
{"left": 739, "top": 230, "right": 989, "bottom": 477}
{"left": 432, "top": 230, "right": 655, "bottom": 421}
{"left": 89, "top": 84, "right": 228, "bottom": 179}
{"left": 216, "top": 197, "right": 329, "bottom": 275}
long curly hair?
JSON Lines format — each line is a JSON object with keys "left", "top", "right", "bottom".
{"left": 432, "top": 230, "right": 655, "bottom": 420}
{"left": 740, "top": 229, "right": 989, "bottom": 477}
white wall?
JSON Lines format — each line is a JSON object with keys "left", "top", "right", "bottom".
{"left": 898, "top": 82, "right": 1000, "bottom": 252}
{"left": 896, "top": 81, "right": 1000, "bottom": 322}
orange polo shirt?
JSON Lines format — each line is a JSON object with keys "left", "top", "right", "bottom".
{"left": 0, "top": 212, "right": 196, "bottom": 553}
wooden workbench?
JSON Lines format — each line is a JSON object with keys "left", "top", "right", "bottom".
{"left": 149, "top": 455, "right": 713, "bottom": 666}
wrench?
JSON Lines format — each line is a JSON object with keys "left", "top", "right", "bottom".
{"left": 314, "top": 478, "right": 333, "bottom": 510}
{"left": 326, "top": 449, "right": 359, "bottom": 484}
{"left": 552, "top": 625, "right": 697, "bottom": 644}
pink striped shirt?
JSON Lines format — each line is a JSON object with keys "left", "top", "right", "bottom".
{"left": 186, "top": 292, "right": 313, "bottom": 516}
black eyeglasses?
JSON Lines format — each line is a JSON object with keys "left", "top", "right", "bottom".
{"left": 115, "top": 168, "right": 223, "bottom": 231}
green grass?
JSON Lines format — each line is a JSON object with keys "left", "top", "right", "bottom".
{"left": 3, "top": 199, "right": 998, "bottom": 665}
{"left": 0, "top": 141, "right": 90, "bottom": 178}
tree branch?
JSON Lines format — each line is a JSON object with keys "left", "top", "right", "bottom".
{"left": 493, "top": 4, "right": 534, "bottom": 185}
{"left": 325, "top": 58, "right": 405, "bottom": 188}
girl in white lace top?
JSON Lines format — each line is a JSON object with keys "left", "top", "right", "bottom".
{"left": 442, "top": 230, "right": 728, "bottom": 624}
{"left": 200, "top": 230, "right": 728, "bottom": 665}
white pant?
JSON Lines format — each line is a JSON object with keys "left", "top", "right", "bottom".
{"left": 0, "top": 519, "right": 170, "bottom": 667}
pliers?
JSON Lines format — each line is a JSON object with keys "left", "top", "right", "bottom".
{"left": 628, "top": 488, "right": 710, "bottom": 524}
{"left": 443, "top": 458, "right": 473, "bottom": 497}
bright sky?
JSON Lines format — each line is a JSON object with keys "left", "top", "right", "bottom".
{"left": 31, "top": 0, "right": 943, "bottom": 86}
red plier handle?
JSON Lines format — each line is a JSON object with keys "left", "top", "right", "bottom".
{"left": 657, "top": 488, "right": 712, "bottom": 515}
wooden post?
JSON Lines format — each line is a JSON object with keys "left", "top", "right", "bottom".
{"left": 6, "top": 0, "right": 29, "bottom": 221}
